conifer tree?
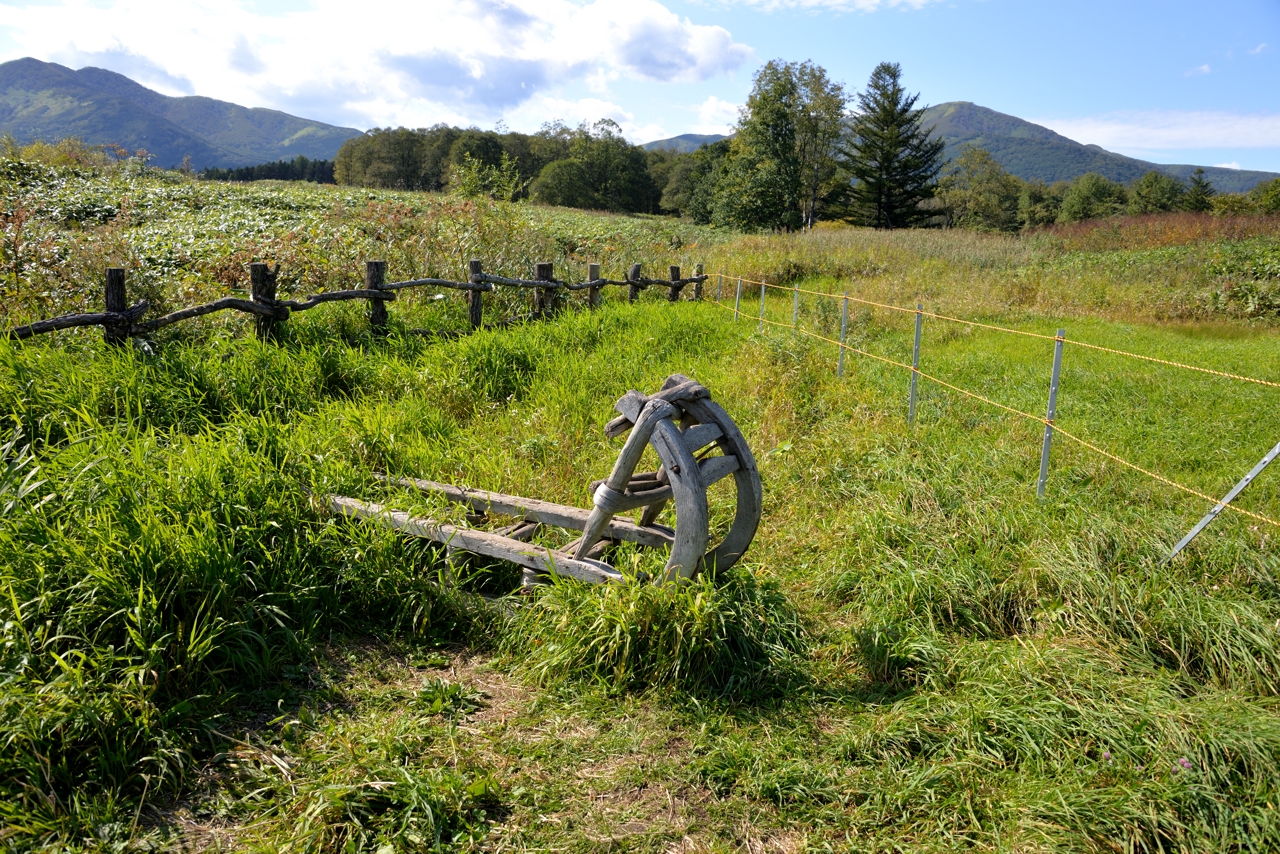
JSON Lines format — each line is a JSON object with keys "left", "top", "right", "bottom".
{"left": 838, "top": 62, "right": 945, "bottom": 229}
{"left": 1184, "top": 168, "right": 1216, "bottom": 212}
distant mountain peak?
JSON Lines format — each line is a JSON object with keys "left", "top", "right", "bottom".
{"left": 922, "top": 101, "right": 1278, "bottom": 193}
{"left": 0, "top": 57, "right": 362, "bottom": 170}
{"left": 641, "top": 133, "right": 731, "bottom": 153}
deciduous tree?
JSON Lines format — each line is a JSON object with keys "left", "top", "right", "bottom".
{"left": 936, "top": 146, "right": 1021, "bottom": 231}
{"left": 713, "top": 61, "right": 805, "bottom": 231}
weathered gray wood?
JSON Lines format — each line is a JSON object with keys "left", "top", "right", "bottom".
{"left": 668, "top": 265, "right": 682, "bottom": 302}
{"left": 588, "top": 263, "right": 601, "bottom": 309}
{"left": 468, "top": 260, "right": 484, "bottom": 329}
{"left": 605, "top": 380, "right": 711, "bottom": 438}
{"left": 637, "top": 467, "right": 669, "bottom": 528}
{"left": 698, "top": 454, "right": 740, "bottom": 485}
{"left": 366, "top": 260, "right": 388, "bottom": 332}
{"left": 693, "top": 264, "right": 703, "bottom": 300}
{"left": 535, "top": 262, "right": 554, "bottom": 317}
{"left": 278, "top": 289, "right": 394, "bottom": 311}
{"left": 494, "top": 520, "right": 541, "bottom": 542}
{"left": 8, "top": 301, "right": 148, "bottom": 340}
{"left": 682, "top": 422, "right": 723, "bottom": 452}
{"left": 628, "top": 263, "right": 642, "bottom": 303}
{"left": 250, "top": 262, "right": 279, "bottom": 341}
{"left": 381, "top": 277, "right": 490, "bottom": 292}
{"left": 104, "top": 268, "right": 128, "bottom": 346}
{"left": 674, "top": 391, "right": 761, "bottom": 576}
{"left": 381, "top": 475, "right": 674, "bottom": 549}
{"left": 649, "top": 418, "right": 709, "bottom": 580}
{"left": 575, "top": 399, "right": 675, "bottom": 558}
{"left": 134, "top": 296, "right": 286, "bottom": 333}
{"left": 329, "top": 495, "right": 622, "bottom": 584}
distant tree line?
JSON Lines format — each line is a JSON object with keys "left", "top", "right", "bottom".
{"left": 332, "top": 120, "right": 674, "bottom": 213}
{"left": 938, "top": 148, "right": 1280, "bottom": 232}
{"left": 327, "top": 59, "right": 1280, "bottom": 232}
{"left": 200, "top": 156, "right": 335, "bottom": 184}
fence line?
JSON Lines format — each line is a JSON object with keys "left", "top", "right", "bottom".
{"left": 706, "top": 288, "right": 1280, "bottom": 536}
{"left": 4, "top": 260, "right": 707, "bottom": 345}
{"left": 748, "top": 278, "right": 1280, "bottom": 391}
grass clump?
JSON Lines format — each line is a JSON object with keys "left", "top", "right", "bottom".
{"left": 511, "top": 569, "right": 807, "bottom": 697}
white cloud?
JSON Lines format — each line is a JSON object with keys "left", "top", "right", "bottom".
{"left": 0, "top": 0, "right": 751, "bottom": 130}
{"left": 1185, "top": 63, "right": 1211, "bottom": 76}
{"left": 1214, "top": 162, "right": 1242, "bottom": 170}
{"left": 715, "top": 0, "right": 939, "bottom": 10}
{"left": 1248, "top": 43, "right": 1268, "bottom": 55}
{"left": 694, "top": 95, "right": 740, "bottom": 134}
{"left": 1031, "top": 110, "right": 1280, "bottom": 150}
{"left": 501, "top": 94, "right": 666, "bottom": 142}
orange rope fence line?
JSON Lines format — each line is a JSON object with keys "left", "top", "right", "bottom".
{"left": 732, "top": 276, "right": 1280, "bottom": 390}
{"left": 705, "top": 295, "right": 1280, "bottom": 529}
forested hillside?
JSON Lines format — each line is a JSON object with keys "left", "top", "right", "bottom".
{"left": 0, "top": 57, "right": 362, "bottom": 168}
{"left": 922, "top": 101, "right": 1278, "bottom": 193}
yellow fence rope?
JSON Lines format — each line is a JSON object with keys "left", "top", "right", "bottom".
{"left": 740, "top": 277, "right": 1280, "bottom": 390}
{"left": 705, "top": 294, "right": 1280, "bottom": 529}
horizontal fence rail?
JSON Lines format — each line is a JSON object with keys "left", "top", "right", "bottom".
{"left": 711, "top": 276, "right": 1280, "bottom": 556}
{"left": 4, "top": 260, "right": 708, "bottom": 344}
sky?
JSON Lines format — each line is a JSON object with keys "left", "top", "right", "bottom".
{"left": 1, "top": 0, "right": 1278, "bottom": 172}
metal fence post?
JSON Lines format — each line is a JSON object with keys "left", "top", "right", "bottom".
{"left": 734, "top": 277, "right": 742, "bottom": 320}
{"left": 717, "top": 273, "right": 723, "bottom": 302}
{"left": 837, "top": 291, "right": 849, "bottom": 377}
{"left": 792, "top": 283, "right": 799, "bottom": 331}
{"left": 1170, "top": 438, "right": 1280, "bottom": 560}
{"left": 908, "top": 304, "right": 923, "bottom": 424}
{"left": 1037, "top": 328, "right": 1066, "bottom": 500}
{"left": 758, "top": 280, "right": 765, "bottom": 332}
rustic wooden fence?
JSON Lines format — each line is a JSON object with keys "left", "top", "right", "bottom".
{"left": 5, "top": 260, "right": 707, "bottom": 345}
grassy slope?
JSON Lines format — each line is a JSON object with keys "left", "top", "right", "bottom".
{"left": 3, "top": 165, "right": 1280, "bottom": 851}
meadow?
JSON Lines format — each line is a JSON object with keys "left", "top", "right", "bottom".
{"left": 2, "top": 161, "right": 1280, "bottom": 852}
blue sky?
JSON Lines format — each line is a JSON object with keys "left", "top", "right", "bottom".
{"left": 2, "top": 0, "right": 1278, "bottom": 171}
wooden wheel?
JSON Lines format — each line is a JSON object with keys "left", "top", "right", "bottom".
{"left": 577, "top": 374, "right": 761, "bottom": 582}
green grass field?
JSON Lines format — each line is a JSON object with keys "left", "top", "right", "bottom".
{"left": 3, "top": 162, "right": 1280, "bottom": 852}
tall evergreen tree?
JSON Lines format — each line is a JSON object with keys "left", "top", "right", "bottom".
{"left": 837, "top": 62, "right": 945, "bottom": 229}
{"left": 1184, "top": 168, "right": 1216, "bottom": 212}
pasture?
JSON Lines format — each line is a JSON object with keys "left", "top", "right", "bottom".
{"left": 2, "top": 163, "right": 1279, "bottom": 852}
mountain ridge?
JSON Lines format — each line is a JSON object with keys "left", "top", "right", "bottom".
{"left": 0, "top": 57, "right": 362, "bottom": 169}
{"left": 641, "top": 103, "right": 1277, "bottom": 194}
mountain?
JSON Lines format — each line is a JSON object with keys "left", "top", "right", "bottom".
{"left": 920, "top": 102, "right": 1277, "bottom": 194}
{"left": 641, "top": 133, "right": 730, "bottom": 153}
{"left": 0, "top": 57, "right": 362, "bottom": 169}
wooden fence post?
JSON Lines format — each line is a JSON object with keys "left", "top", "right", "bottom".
{"left": 628, "top": 263, "right": 642, "bottom": 303}
{"left": 250, "top": 262, "right": 279, "bottom": 341}
{"left": 468, "top": 259, "right": 484, "bottom": 329}
{"left": 668, "top": 265, "right": 681, "bottom": 302}
{"left": 588, "top": 263, "right": 601, "bottom": 310}
{"left": 535, "top": 262, "right": 554, "bottom": 317}
{"left": 104, "top": 267, "right": 127, "bottom": 347}
{"left": 366, "top": 260, "right": 387, "bottom": 332}
{"left": 694, "top": 264, "right": 703, "bottom": 301}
